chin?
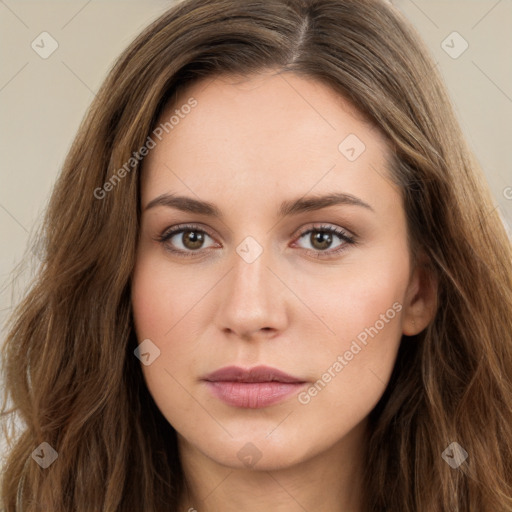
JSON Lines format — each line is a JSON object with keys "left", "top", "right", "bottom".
{"left": 190, "top": 431, "right": 315, "bottom": 471}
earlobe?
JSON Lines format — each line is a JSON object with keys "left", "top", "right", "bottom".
{"left": 402, "top": 253, "right": 438, "bottom": 336}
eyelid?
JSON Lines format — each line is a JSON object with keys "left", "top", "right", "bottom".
{"left": 293, "top": 223, "right": 355, "bottom": 241}
{"left": 158, "top": 223, "right": 218, "bottom": 243}
{"left": 290, "top": 223, "right": 356, "bottom": 254}
{"left": 160, "top": 222, "right": 216, "bottom": 240}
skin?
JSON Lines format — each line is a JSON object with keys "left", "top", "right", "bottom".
{"left": 131, "top": 69, "right": 437, "bottom": 512}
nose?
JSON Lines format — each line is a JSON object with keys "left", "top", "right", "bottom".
{"left": 214, "top": 243, "right": 289, "bottom": 340}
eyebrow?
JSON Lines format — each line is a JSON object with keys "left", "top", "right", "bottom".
{"left": 144, "top": 192, "right": 374, "bottom": 217}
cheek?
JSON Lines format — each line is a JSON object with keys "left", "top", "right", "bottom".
{"left": 130, "top": 254, "right": 205, "bottom": 430}
{"left": 130, "top": 251, "right": 216, "bottom": 402}
{"left": 296, "top": 247, "right": 409, "bottom": 412}
{"left": 131, "top": 251, "right": 211, "bottom": 340}
{"left": 130, "top": 253, "right": 191, "bottom": 383}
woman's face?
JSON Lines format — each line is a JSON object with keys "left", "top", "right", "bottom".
{"left": 131, "top": 70, "right": 432, "bottom": 470}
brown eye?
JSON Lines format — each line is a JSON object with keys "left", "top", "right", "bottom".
{"left": 157, "top": 225, "right": 217, "bottom": 256}
{"left": 180, "top": 230, "right": 205, "bottom": 250}
{"left": 309, "top": 230, "right": 333, "bottom": 250}
{"left": 294, "top": 224, "right": 356, "bottom": 258}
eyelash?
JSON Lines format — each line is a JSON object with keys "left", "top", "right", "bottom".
{"left": 154, "top": 223, "right": 357, "bottom": 259}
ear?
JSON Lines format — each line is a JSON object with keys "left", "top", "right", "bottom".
{"left": 402, "top": 251, "right": 438, "bottom": 336}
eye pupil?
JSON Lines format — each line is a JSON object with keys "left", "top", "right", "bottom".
{"left": 183, "top": 230, "right": 204, "bottom": 249}
{"left": 311, "top": 231, "right": 332, "bottom": 250}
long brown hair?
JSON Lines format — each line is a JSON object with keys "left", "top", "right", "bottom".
{"left": 2, "top": 0, "right": 512, "bottom": 510}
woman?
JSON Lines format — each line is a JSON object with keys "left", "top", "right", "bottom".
{"left": 2, "top": 0, "right": 512, "bottom": 510}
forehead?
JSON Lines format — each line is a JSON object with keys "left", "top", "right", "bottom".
{"left": 141, "top": 71, "right": 397, "bottom": 212}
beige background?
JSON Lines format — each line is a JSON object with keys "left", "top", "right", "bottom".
{"left": 0, "top": 0, "right": 511, "bottom": 343}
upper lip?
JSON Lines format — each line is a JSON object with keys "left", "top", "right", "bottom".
{"left": 202, "top": 365, "right": 305, "bottom": 383}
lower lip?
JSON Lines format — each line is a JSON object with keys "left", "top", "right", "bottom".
{"left": 204, "top": 381, "right": 306, "bottom": 408}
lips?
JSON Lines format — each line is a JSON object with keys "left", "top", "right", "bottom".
{"left": 202, "top": 365, "right": 307, "bottom": 408}
{"left": 203, "top": 365, "right": 305, "bottom": 384}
